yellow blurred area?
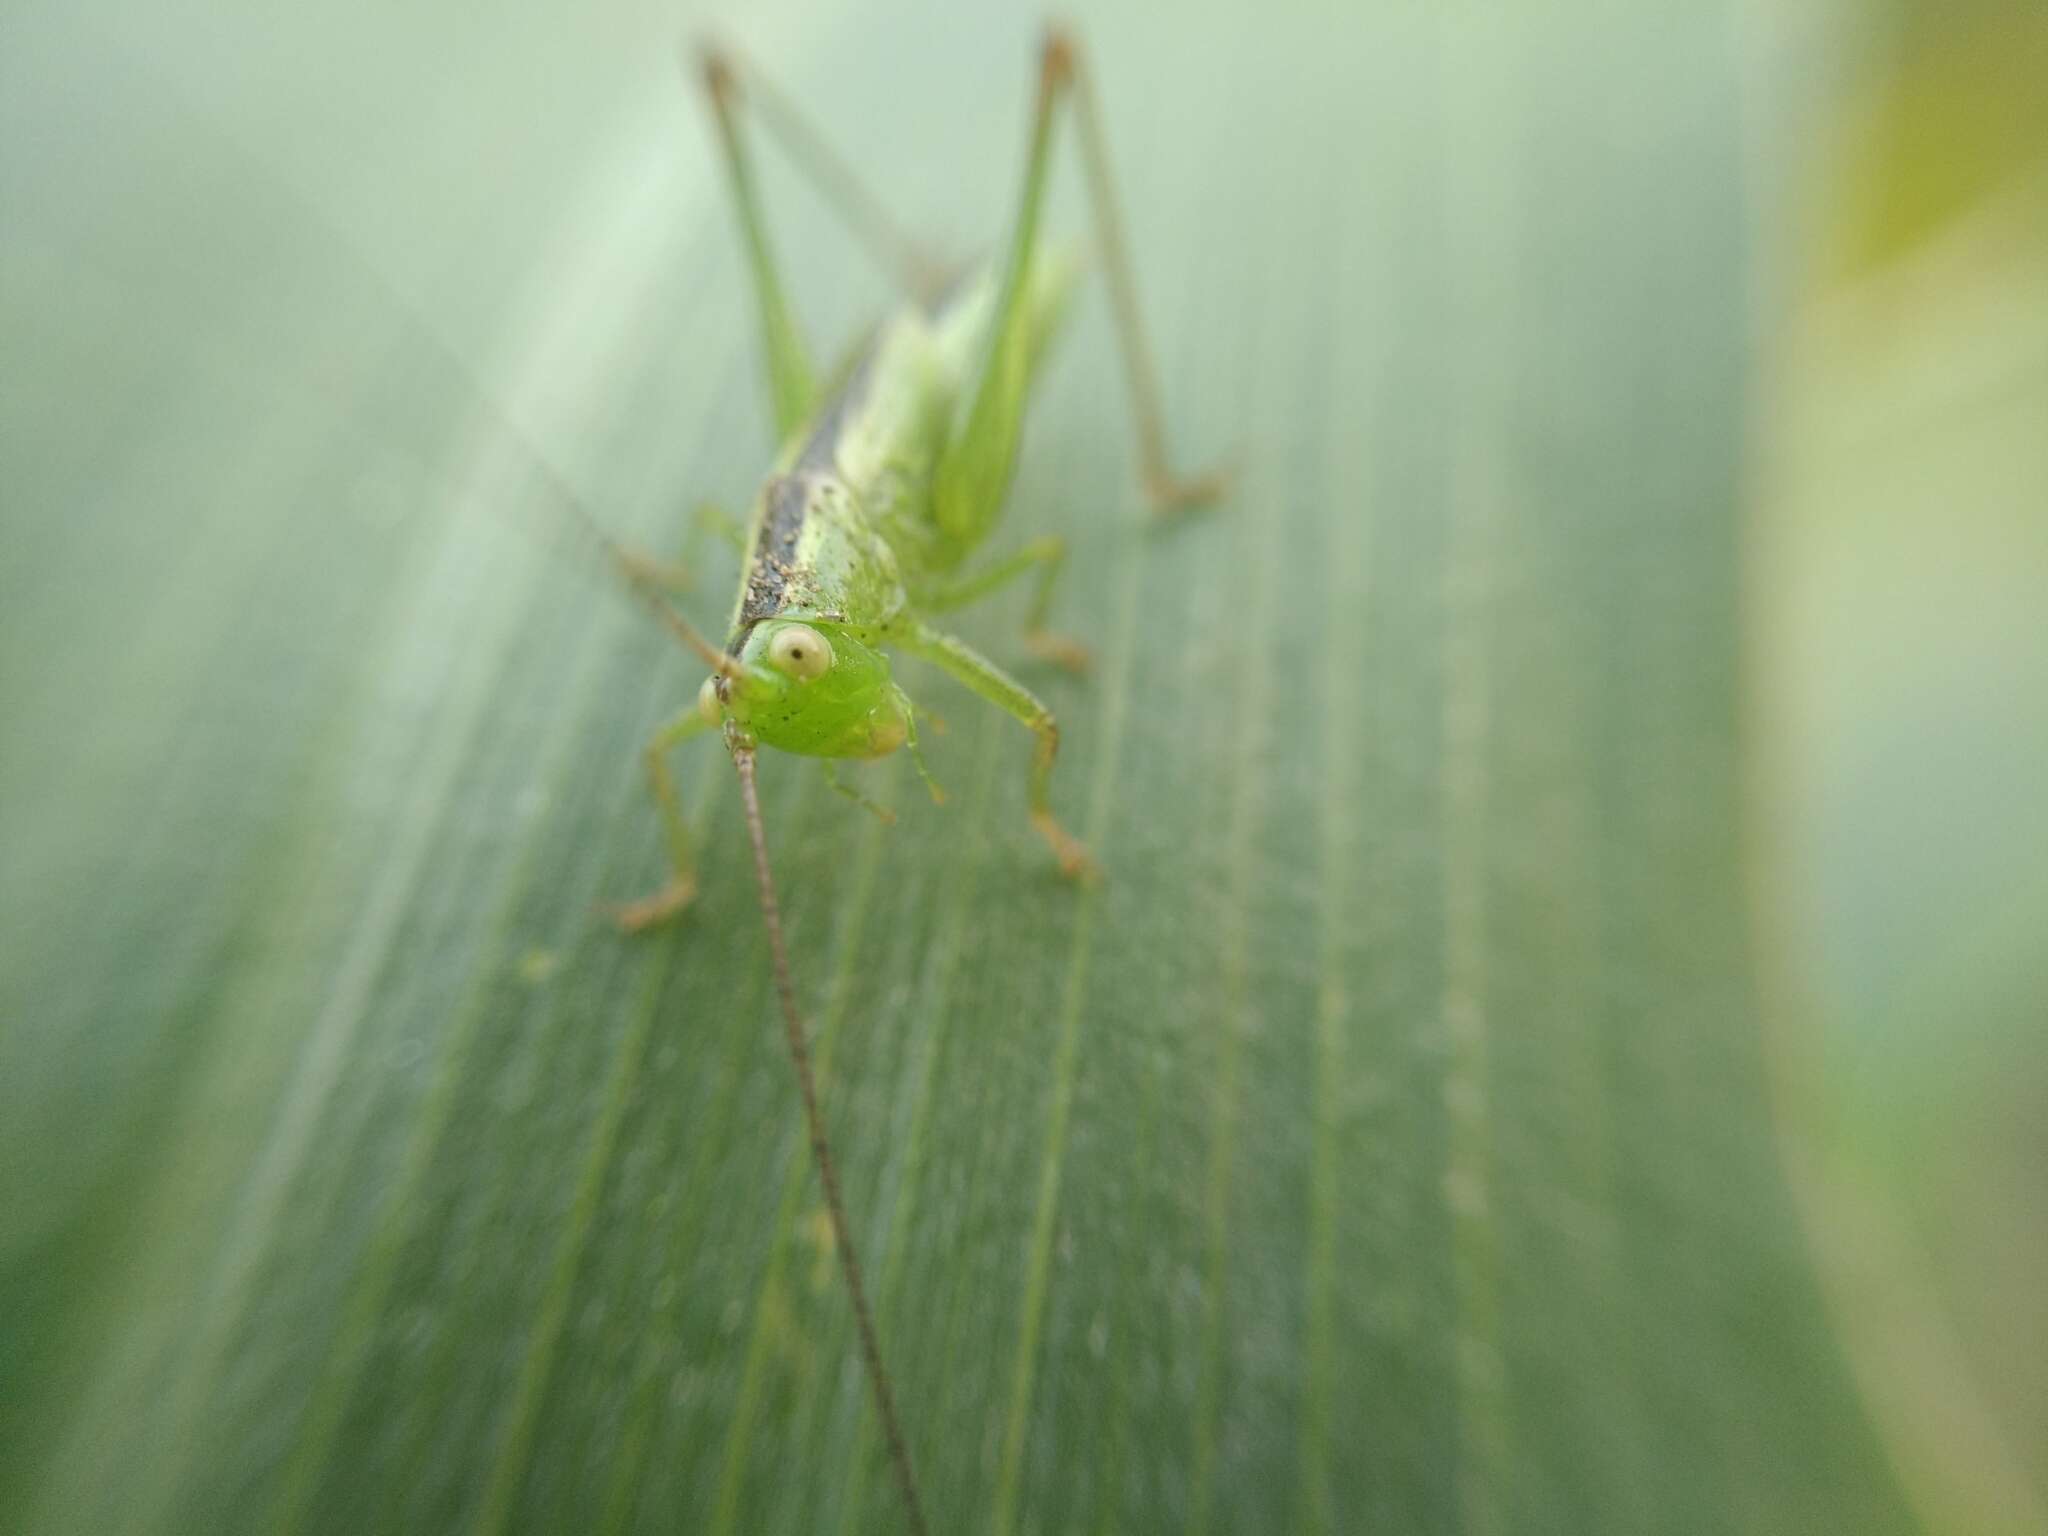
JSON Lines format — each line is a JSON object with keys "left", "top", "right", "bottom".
{"left": 1822, "top": 0, "right": 2047, "bottom": 278}
{"left": 1754, "top": 2, "right": 2048, "bottom": 1530}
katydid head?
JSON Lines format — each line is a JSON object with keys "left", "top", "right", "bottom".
{"left": 712, "top": 618, "right": 908, "bottom": 758}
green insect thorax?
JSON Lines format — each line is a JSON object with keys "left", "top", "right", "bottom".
{"left": 718, "top": 618, "right": 909, "bottom": 759}
{"left": 705, "top": 241, "right": 1086, "bottom": 765}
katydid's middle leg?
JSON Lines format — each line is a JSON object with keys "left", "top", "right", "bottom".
{"left": 611, "top": 701, "right": 717, "bottom": 932}
{"left": 894, "top": 621, "right": 1096, "bottom": 879}
{"left": 915, "top": 537, "right": 1091, "bottom": 672}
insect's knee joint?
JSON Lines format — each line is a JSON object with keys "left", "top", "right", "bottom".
{"left": 1040, "top": 28, "right": 1077, "bottom": 92}
{"left": 698, "top": 42, "right": 737, "bottom": 102}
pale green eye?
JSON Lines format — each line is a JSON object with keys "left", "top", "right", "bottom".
{"left": 767, "top": 624, "right": 832, "bottom": 680}
{"left": 697, "top": 675, "right": 723, "bottom": 723}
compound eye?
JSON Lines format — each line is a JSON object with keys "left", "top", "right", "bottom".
{"left": 766, "top": 623, "right": 832, "bottom": 680}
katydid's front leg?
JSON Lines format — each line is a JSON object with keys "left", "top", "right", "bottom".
{"left": 614, "top": 502, "right": 745, "bottom": 596}
{"left": 611, "top": 694, "right": 718, "bottom": 932}
{"left": 821, "top": 761, "right": 896, "bottom": 825}
{"left": 894, "top": 621, "right": 1097, "bottom": 879}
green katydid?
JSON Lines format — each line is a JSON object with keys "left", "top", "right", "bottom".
{"left": 598, "top": 27, "right": 1225, "bottom": 1533}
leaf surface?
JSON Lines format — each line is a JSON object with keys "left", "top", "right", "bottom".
{"left": 1, "top": 3, "right": 1945, "bottom": 1534}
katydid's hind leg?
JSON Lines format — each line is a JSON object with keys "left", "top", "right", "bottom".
{"left": 695, "top": 46, "right": 816, "bottom": 442}
{"left": 611, "top": 701, "right": 718, "bottom": 932}
{"left": 895, "top": 622, "right": 1097, "bottom": 880}
{"left": 697, "top": 41, "right": 948, "bottom": 304}
{"left": 693, "top": 41, "right": 947, "bottom": 440}
{"left": 1056, "top": 40, "right": 1234, "bottom": 515}
{"left": 1048, "top": 27, "right": 1231, "bottom": 517}
{"left": 933, "top": 28, "right": 1227, "bottom": 531}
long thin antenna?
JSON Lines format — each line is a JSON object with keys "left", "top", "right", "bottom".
{"left": 730, "top": 743, "right": 929, "bottom": 1536}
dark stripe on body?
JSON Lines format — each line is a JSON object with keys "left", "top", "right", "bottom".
{"left": 733, "top": 473, "right": 810, "bottom": 644}
{"left": 730, "top": 354, "right": 874, "bottom": 650}
{"left": 730, "top": 268, "right": 984, "bottom": 650}
{"left": 795, "top": 347, "right": 876, "bottom": 472}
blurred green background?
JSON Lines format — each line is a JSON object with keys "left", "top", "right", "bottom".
{"left": 2, "top": 1, "right": 2041, "bottom": 1533}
